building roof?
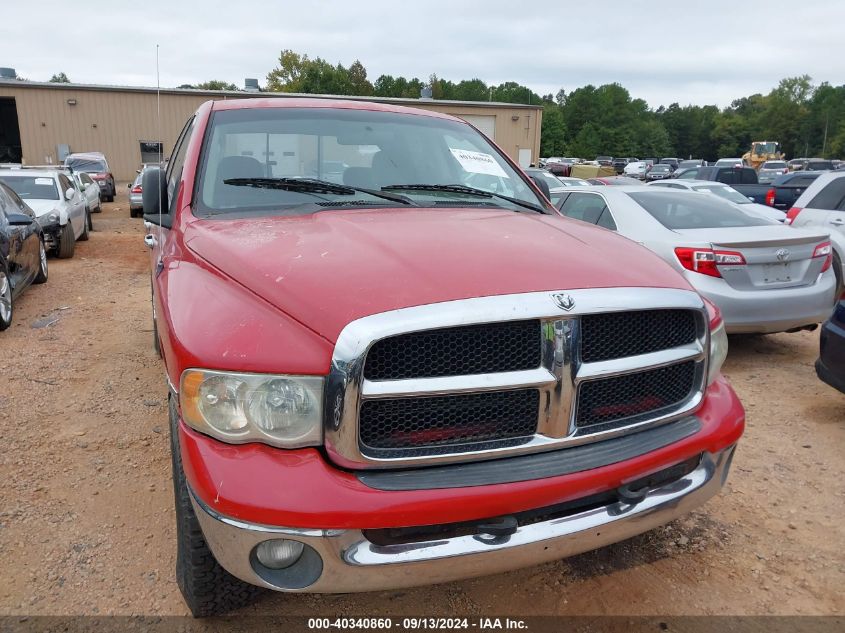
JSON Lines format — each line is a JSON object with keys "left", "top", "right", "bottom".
{"left": 0, "top": 78, "right": 542, "bottom": 110}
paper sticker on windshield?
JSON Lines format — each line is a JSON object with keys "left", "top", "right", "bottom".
{"left": 449, "top": 149, "right": 508, "bottom": 178}
{"left": 35, "top": 178, "right": 53, "bottom": 186}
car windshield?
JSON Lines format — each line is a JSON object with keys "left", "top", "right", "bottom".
{"left": 806, "top": 161, "right": 833, "bottom": 170}
{"left": 651, "top": 165, "right": 670, "bottom": 171}
{"left": 0, "top": 175, "right": 60, "bottom": 200}
{"left": 627, "top": 191, "right": 769, "bottom": 228}
{"left": 763, "top": 162, "right": 786, "bottom": 169}
{"left": 197, "top": 107, "right": 544, "bottom": 217}
{"left": 692, "top": 184, "right": 750, "bottom": 204}
{"left": 66, "top": 158, "right": 107, "bottom": 173}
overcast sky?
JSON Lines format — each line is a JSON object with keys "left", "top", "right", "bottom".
{"left": 4, "top": 1, "right": 843, "bottom": 108}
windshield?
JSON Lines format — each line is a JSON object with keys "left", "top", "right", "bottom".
{"left": 197, "top": 108, "right": 544, "bottom": 217}
{"left": 762, "top": 162, "right": 786, "bottom": 169}
{"left": 0, "top": 175, "right": 59, "bottom": 200}
{"left": 627, "top": 191, "right": 769, "bottom": 228}
{"left": 650, "top": 165, "right": 670, "bottom": 172}
{"left": 66, "top": 158, "right": 107, "bottom": 173}
{"left": 753, "top": 142, "right": 778, "bottom": 154}
{"left": 692, "top": 184, "right": 750, "bottom": 204}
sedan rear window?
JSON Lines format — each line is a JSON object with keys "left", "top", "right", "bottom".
{"left": 627, "top": 191, "right": 769, "bottom": 228}
{"left": 0, "top": 175, "right": 60, "bottom": 200}
{"left": 66, "top": 158, "right": 107, "bottom": 173}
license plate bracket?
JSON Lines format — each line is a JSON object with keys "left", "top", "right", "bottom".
{"left": 762, "top": 262, "right": 793, "bottom": 283}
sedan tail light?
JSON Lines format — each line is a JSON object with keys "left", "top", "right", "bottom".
{"left": 813, "top": 241, "right": 832, "bottom": 272}
{"left": 674, "top": 247, "right": 746, "bottom": 278}
{"left": 785, "top": 207, "right": 802, "bottom": 225}
{"left": 131, "top": 185, "right": 142, "bottom": 194}
{"left": 765, "top": 188, "right": 775, "bottom": 206}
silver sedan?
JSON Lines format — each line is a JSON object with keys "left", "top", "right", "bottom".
{"left": 554, "top": 187, "right": 836, "bottom": 334}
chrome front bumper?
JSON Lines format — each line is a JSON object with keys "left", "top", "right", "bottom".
{"left": 189, "top": 446, "right": 736, "bottom": 593}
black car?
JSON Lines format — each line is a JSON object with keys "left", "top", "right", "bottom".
{"left": 766, "top": 171, "right": 825, "bottom": 210}
{"left": 0, "top": 182, "right": 48, "bottom": 330}
{"left": 611, "top": 158, "right": 629, "bottom": 174}
{"left": 817, "top": 299, "right": 845, "bottom": 394}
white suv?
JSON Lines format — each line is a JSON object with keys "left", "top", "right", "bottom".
{"left": 788, "top": 171, "right": 845, "bottom": 299}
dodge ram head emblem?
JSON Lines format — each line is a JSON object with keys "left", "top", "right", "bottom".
{"left": 775, "top": 248, "right": 790, "bottom": 262}
{"left": 552, "top": 293, "right": 576, "bottom": 311}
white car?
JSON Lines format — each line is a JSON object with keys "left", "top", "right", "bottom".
{"left": 714, "top": 158, "right": 744, "bottom": 168}
{"left": 647, "top": 179, "right": 785, "bottom": 223}
{"left": 72, "top": 171, "right": 102, "bottom": 213}
{"left": 788, "top": 171, "right": 845, "bottom": 298}
{"left": 555, "top": 186, "right": 836, "bottom": 334}
{"left": 0, "top": 168, "right": 89, "bottom": 258}
{"left": 623, "top": 161, "right": 648, "bottom": 179}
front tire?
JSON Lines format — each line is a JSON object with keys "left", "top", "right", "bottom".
{"left": 34, "top": 240, "right": 48, "bottom": 284}
{"left": 56, "top": 223, "right": 76, "bottom": 259}
{"left": 0, "top": 260, "right": 13, "bottom": 331}
{"left": 79, "top": 213, "right": 90, "bottom": 241}
{"left": 168, "top": 397, "right": 262, "bottom": 617}
{"left": 832, "top": 251, "right": 843, "bottom": 301}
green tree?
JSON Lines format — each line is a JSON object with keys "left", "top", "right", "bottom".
{"left": 540, "top": 104, "right": 566, "bottom": 156}
{"left": 196, "top": 80, "right": 238, "bottom": 91}
{"left": 348, "top": 60, "right": 373, "bottom": 96}
{"left": 49, "top": 72, "right": 70, "bottom": 83}
{"left": 266, "top": 49, "right": 309, "bottom": 92}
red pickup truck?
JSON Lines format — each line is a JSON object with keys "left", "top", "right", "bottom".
{"left": 142, "top": 98, "right": 744, "bottom": 616}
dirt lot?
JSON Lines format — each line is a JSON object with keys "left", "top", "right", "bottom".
{"left": 0, "top": 191, "right": 843, "bottom": 617}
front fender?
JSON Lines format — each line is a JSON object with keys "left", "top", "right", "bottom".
{"left": 154, "top": 249, "right": 334, "bottom": 391}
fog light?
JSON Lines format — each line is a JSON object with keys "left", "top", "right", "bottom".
{"left": 255, "top": 539, "right": 305, "bottom": 570}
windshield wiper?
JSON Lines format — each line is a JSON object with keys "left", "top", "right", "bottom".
{"left": 223, "top": 177, "right": 415, "bottom": 205}
{"left": 381, "top": 183, "right": 545, "bottom": 213}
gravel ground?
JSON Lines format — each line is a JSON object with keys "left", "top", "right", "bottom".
{"left": 0, "top": 191, "right": 843, "bottom": 617}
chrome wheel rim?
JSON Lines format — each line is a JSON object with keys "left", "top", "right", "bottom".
{"left": 0, "top": 272, "right": 11, "bottom": 323}
{"left": 40, "top": 241, "right": 48, "bottom": 275}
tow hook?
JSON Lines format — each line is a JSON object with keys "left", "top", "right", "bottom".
{"left": 616, "top": 483, "right": 649, "bottom": 505}
{"left": 476, "top": 515, "right": 519, "bottom": 537}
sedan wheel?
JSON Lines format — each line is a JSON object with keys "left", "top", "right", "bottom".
{"left": 34, "top": 240, "right": 48, "bottom": 284}
{"left": 0, "top": 267, "right": 13, "bottom": 331}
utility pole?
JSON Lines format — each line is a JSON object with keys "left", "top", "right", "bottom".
{"left": 822, "top": 111, "right": 829, "bottom": 157}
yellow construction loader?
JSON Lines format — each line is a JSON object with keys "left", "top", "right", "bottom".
{"left": 742, "top": 141, "right": 784, "bottom": 170}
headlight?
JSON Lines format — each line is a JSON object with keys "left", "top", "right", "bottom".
{"left": 708, "top": 321, "right": 728, "bottom": 385}
{"left": 38, "top": 211, "right": 60, "bottom": 226}
{"left": 180, "top": 369, "right": 324, "bottom": 448}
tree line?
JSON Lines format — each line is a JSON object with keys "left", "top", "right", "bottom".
{"left": 261, "top": 51, "right": 845, "bottom": 161}
{"left": 44, "top": 52, "right": 845, "bottom": 160}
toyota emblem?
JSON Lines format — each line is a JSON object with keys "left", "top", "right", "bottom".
{"left": 775, "top": 248, "right": 790, "bottom": 262}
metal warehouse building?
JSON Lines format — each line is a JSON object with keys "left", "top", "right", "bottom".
{"left": 0, "top": 79, "right": 543, "bottom": 182}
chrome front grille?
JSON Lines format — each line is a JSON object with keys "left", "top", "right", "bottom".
{"left": 325, "top": 288, "right": 709, "bottom": 470}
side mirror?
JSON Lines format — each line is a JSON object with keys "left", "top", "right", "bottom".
{"left": 530, "top": 176, "right": 551, "bottom": 200}
{"left": 747, "top": 196, "right": 755, "bottom": 202}
{"left": 142, "top": 166, "right": 171, "bottom": 228}
{"left": 65, "top": 188, "right": 75, "bottom": 201}
{"left": 127, "top": 183, "right": 132, "bottom": 189}
{"left": 7, "top": 212, "right": 34, "bottom": 225}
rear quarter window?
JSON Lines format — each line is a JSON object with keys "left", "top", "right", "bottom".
{"left": 808, "top": 177, "right": 845, "bottom": 210}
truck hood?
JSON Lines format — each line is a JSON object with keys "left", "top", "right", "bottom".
{"left": 184, "top": 208, "right": 691, "bottom": 342}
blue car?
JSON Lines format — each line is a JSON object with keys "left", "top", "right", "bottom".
{"left": 817, "top": 299, "right": 845, "bottom": 394}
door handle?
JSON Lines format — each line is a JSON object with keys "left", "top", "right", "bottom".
{"left": 830, "top": 218, "right": 845, "bottom": 226}
{"left": 144, "top": 235, "right": 157, "bottom": 249}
